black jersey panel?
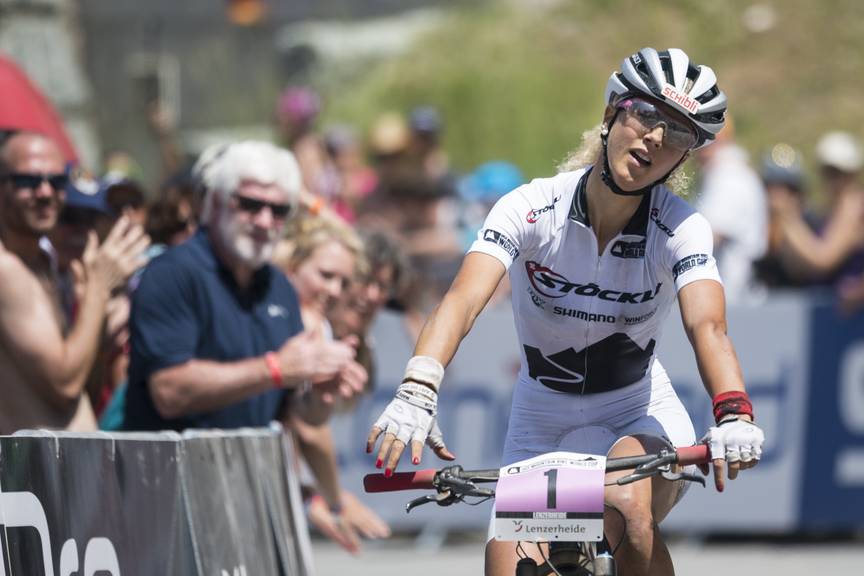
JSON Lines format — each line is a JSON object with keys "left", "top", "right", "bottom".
{"left": 524, "top": 334, "right": 656, "bottom": 394}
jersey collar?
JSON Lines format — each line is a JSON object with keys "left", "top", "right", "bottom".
{"left": 568, "top": 166, "right": 652, "bottom": 237}
{"left": 568, "top": 167, "right": 592, "bottom": 226}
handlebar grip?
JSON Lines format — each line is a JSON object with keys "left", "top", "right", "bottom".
{"left": 676, "top": 444, "right": 711, "bottom": 465}
{"left": 363, "top": 469, "right": 437, "bottom": 493}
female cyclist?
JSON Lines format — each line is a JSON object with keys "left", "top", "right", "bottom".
{"left": 367, "top": 47, "right": 765, "bottom": 575}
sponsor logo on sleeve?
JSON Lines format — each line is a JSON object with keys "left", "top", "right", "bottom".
{"left": 610, "top": 239, "right": 646, "bottom": 259}
{"left": 673, "top": 253, "right": 710, "bottom": 280}
{"left": 650, "top": 208, "right": 675, "bottom": 237}
{"left": 483, "top": 229, "right": 520, "bottom": 259}
{"left": 526, "top": 196, "right": 560, "bottom": 223}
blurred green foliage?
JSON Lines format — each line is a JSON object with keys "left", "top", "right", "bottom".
{"left": 322, "top": 0, "right": 864, "bottom": 192}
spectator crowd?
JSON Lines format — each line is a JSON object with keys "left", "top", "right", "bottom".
{"left": 1, "top": 82, "right": 863, "bottom": 553}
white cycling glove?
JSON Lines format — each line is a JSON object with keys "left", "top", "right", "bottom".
{"left": 373, "top": 356, "right": 444, "bottom": 447}
{"left": 701, "top": 418, "right": 765, "bottom": 463}
{"left": 426, "top": 419, "right": 446, "bottom": 451}
{"left": 373, "top": 382, "right": 437, "bottom": 446}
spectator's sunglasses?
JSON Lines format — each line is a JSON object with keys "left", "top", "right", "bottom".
{"left": 615, "top": 98, "right": 698, "bottom": 150}
{"left": 5, "top": 172, "right": 69, "bottom": 191}
{"left": 232, "top": 194, "right": 293, "bottom": 219}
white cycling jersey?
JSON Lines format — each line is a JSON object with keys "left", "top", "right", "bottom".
{"left": 469, "top": 167, "right": 722, "bottom": 396}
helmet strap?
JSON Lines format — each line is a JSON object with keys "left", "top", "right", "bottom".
{"left": 600, "top": 109, "right": 688, "bottom": 197}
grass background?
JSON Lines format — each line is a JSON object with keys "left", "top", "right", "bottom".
{"left": 319, "top": 0, "right": 864, "bottom": 197}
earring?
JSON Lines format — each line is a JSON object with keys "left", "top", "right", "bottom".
{"left": 600, "top": 124, "right": 609, "bottom": 136}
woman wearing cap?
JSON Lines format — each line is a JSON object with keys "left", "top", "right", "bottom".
{"left": 367, "top": 47, "right": 765, "bottom": 575}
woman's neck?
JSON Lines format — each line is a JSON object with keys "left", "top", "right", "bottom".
{"left": 585, "top": 167, "right": 643, "bottom": 253}
{"left": 300, "top": 306, "right": 326, "bottom": 338}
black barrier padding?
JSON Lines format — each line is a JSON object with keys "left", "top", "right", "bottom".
{"left": 0, "top": 435, "right": 190, "bottom": 575}
{"left": 181, "top": 433, "right": 282, "bottom": 575}
{"left": 0, "top": 429, "right": 310, "bottom": 576}
{"left": 249, "top": 430, "right": 314, "bottom": 576}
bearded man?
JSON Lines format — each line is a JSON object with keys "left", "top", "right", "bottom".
{"left": 124, "top": 141, "right": 364, "bottom": 431}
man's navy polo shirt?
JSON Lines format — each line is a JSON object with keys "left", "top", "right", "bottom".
{"left": 124, "top": 228, "right": 303, "bottom": 431}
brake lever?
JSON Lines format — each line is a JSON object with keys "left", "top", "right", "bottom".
{"left": 406, "top": 490, "right": 459, "bottom": 513}
{"left": 661, "top": 468, "right": 706, "bottom": 487}
{"left": 633, "top": 452, "right": 674, "bottom": 476}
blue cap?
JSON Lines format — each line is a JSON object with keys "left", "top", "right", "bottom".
{"left": 458, "top": 161, "right": 524, "bottom": 202}
{"left": 65, "top": 173, "right": 111, "bottom": 214}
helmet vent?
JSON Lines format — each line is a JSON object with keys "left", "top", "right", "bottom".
{"left": 658, "top": 51, "right": 676, "bottom": 85}
{"left": 695, "top": 85, "right": 720, "bottom": 105}
{"left": 632, "top": 58, "right": 651, "bottom": 84}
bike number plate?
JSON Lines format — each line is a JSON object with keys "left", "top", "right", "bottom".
{"left": 494, "top": 451, "right": 606, "bottom": 542}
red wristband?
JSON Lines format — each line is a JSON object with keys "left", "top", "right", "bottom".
{"left": 265, "top": 352, "right": 282, "bottom": 389}
{"left": 712, "top": 390, "right": 753, "bottom": 423}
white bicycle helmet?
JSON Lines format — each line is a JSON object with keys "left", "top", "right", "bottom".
{"left": 605, "top": 47, "right": 727, "bottom": 150}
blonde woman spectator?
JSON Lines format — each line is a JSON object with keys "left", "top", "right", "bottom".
{"left": 276, "top": 216, "right": 390, "bottom": 553}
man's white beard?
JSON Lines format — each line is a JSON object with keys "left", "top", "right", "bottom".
{"left": 216, "top": 209, "right": 278, "bottom": 269}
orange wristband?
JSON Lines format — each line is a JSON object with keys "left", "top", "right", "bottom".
{"left": 265, "top": 352, "right": 282, "bottom": 389}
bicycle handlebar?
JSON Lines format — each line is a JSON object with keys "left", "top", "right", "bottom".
{"left": 364, "top": 468, "right": 437, "bottom": 493}
{"left": 675, "top": 444, "right": 710, "bottom": 466}
{"left": 363, "top": 444, "right": 711, "bottom": 494}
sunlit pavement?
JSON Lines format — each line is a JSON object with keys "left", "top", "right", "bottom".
{"left": 311, "top": 534, "right": 864, "bottom": 575}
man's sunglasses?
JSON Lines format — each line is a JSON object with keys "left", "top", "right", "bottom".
{"left": 233, "top": 194, "right": 293, "bottom": 219}
{"left": 5, "top": 172, "right": 69, "bottom": 191}
{"left": 615, "top": 98, "right": 699, "bottom": 150}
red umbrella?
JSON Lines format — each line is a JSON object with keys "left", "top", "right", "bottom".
{"left": 0, "top": 54, "right": 78, "bottom": 162}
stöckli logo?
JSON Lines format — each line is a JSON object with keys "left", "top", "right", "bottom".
{"left": 526, "top": 196, "right": 560, "bottom": 223}
{"left": 525, "top": 261, "right": 662, "bottom": 304}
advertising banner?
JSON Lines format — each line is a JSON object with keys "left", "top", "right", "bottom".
{"left": 800, "top": 303, "right": 864, "bottom": 529}
{"left": 658, "top": 296, "right": 810, "bottom": 531}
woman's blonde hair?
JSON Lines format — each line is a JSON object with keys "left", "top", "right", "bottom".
{"left": 557, "top": 124, "right": 690, "bottom": 195}
{"left": 276, "top": 214, "right": 366, "bottom": 275}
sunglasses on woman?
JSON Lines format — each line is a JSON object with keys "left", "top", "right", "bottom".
{"left": 615, "top": 98, "right": 699, "bottom": 150}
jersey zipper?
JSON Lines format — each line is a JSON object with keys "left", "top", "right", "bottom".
{"left": 581, "top": 236, "right": 604, "bottom": 395}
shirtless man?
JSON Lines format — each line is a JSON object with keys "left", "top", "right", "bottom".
{"left": 0, "top": 132, "right": 149, "bottom": 434}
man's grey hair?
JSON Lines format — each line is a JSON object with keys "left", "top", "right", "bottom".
{"left": 195, "top": 140, "right": 302, "bottom": 221}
